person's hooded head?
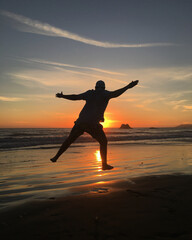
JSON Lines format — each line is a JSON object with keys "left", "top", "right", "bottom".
{"left": 95, "top": 80, "right": 105, "bottom": 91}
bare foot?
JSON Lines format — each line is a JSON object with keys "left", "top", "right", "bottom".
{"left": 50, "top": 157, "right": 57, "bottom": 163}
{"left": 102, "top": 164, "right": 114, "bottom": 170}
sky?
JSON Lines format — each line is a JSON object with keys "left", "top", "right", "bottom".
{"left": 0, "top": 0, "right": 192, "bottom": 128}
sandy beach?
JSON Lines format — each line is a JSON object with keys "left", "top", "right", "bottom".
{"left": 1, "top": 174, "right": 192, "bottom": 240}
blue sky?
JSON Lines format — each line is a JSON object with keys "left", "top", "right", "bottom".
{"left": 0, "top": 0, "right": 192, "bottom": 127}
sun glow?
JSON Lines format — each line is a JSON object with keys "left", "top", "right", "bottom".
{"left": 100, "top": 116, "right": 114, "bottom": 128}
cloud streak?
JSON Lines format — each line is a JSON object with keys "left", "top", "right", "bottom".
{"left": 1, "top": 10, "right": 175, "bottom": 48}
{"left": 0, "top": 96, "right": 23, "bottom": 102}
{"left": 13, "top": 57, "right": 128, "bottom": 85}
{"left": 183, "top": 106, "right": 192, "bottom": 110}
{"left": 23, "top": 58, "right": 126, "bottom": 76}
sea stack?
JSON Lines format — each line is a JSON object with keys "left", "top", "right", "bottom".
{"left": 120, "top": 124, "right": 132, "bottom": 129}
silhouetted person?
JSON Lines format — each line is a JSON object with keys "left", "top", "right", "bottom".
{"left": 51, "top": 80, "right": 139, "bottom": 170}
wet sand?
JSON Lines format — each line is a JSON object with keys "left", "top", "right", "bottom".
{"left": 1, "top": 174, "right": 192, "bottom": 240}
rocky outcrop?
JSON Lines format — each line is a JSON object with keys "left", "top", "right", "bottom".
{"left": 120, "top": 124, "right": 132, "bottom": 129}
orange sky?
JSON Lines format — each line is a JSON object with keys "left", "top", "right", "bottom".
{"left": 1, "top": 95, "right": 191, "bottom": 128}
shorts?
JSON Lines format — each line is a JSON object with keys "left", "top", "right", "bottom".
{"left": 70, "top": 122, "right": 106, "bottom": 142}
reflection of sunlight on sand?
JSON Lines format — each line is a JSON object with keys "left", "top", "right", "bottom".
{"left": 96, "top": 181, "right": 106, "bottom": 184}
{"left": 94, "top": 150, "right": 102, "bottom": 174}
{"left": 95, "top": 150, "right": 101, "bottom": 163}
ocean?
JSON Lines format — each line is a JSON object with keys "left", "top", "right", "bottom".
{"left": 0, "top": 127, "right": 192, "bottom": 210}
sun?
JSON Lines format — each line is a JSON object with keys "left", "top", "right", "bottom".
{"left": 100, "top": 117, "right": 113, "bottom": 128}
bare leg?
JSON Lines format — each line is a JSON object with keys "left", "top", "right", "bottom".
{"left": 90, "top": 126, "right": 113, "bottom": 170}
{"left": 50, "top": 126, "right": 83, "bottom": 162}
{"left": 99, "top": 137, "right": 113, "bottom": 170}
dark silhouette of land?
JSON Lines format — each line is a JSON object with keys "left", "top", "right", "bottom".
{"left": 51, "top": 80, "right": 139, "bottom": 170}
{"left": 120, "top": 123, "right": 132, "bottom": 129}
{"left": 175, "top": 124, "right": 192, "bottom": 129}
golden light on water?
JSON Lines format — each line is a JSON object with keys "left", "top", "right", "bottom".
{"left": 94, "top": 150, "right": 102, "bottom": 172}
{"left": 95, "top": 150, "right": 101, "bottom": 162}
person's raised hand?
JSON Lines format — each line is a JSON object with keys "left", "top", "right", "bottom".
{"left": 56, "top": 92, "right": 63, "bottom": 98}
{"left": 128, "top": 80, "right": 139, "bottom": 88}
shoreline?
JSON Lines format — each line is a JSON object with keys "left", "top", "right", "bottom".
{"left": 1, "top": 173, "right": 192, "bottom": 239}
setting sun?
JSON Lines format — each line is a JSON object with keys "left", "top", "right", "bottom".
{"left": 100, "top": 116, "right": 114, "bottom": 128}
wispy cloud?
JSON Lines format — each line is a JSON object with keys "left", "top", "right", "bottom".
{"left": 183, "top": 105, "right": 192, "bottom": 110}
{"left": 0, "top": 96, "right": 23, "bottom": 101}
{"left": 11, "top": 58, "right": 128, "bottom": 86}
{"left": 121, "top": 67, "right": 192, "bottom": 87}
{"left": 22, "top": 58, "right": 126, "bottom": 76}
{"left": 1, "top": 10, "right": 175, "bottom": 48}
{"left": 8, "top": 72, "right": 82, "bottom": 87}
{"left": 8, "top": 65, "right": 128, "bottom": 88}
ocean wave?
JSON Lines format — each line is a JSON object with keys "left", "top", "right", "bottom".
{"left": 0, "top": 128, "right": 192, "bottom": 150}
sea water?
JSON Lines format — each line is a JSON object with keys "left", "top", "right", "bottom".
{"left": 0, "top": 127, "right": 192, "bottom": 209}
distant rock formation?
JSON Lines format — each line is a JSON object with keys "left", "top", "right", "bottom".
{"left": 120, "top": 124, "right": 132, "bottom": 129}
{"left": 175, "top": 124, "right": 192, "bottom": 129}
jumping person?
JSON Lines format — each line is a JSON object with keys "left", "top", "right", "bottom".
{"left": 51, "top": 80, "right": 139, "bottom": 170}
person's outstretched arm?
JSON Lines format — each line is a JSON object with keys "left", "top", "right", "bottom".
{"left": 55, "top": 92, "right": 86, "bottom": 100}
{"left": 109, "top": 80, "right": 139, "bottom": 99}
